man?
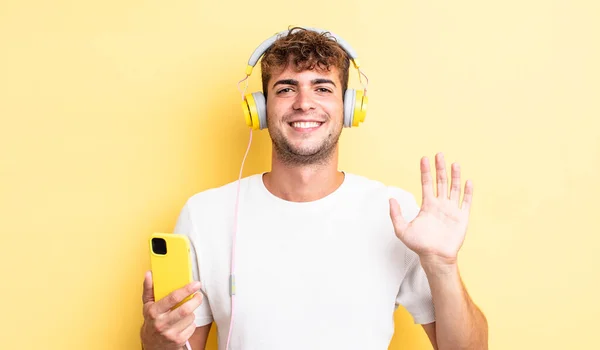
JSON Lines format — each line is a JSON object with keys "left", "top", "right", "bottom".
{"left": 140, "top": 27, "right": 488, "bottom": 350}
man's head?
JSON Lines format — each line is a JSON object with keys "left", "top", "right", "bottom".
{"left": 260, "top": 27, "right": 351, "bottom": 166}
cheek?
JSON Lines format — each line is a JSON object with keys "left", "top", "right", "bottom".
{"left": 266, "top": 98, "right": 281, "bottom": 115}
{"left": 265, "top": 100, "right": 278, "bottom": 122}
{"left": 323, "top": 99, "right": 344, "bottom": 120}
{"left": 267, "top": 99, "right": 294, "bottom": 124}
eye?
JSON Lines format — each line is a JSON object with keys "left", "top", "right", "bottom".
{"left": 276, "top": 88, "right": 294, "bottom": 94}
{"left": 317, "top": 87, "right": 332, "bottom": 93}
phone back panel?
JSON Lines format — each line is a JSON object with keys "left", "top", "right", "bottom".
{"left": 149, "top": 233, "right": 193, "bottom": 308}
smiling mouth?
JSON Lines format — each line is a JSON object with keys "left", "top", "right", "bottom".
{"left": 288, "top": 121, "right": 323, "bottom": 129}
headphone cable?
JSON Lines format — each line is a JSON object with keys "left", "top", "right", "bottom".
{"left": 225, "top": 128, "right": 254, "bottom": 349}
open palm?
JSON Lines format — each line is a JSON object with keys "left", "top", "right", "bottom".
{"left": 389, "top": 153, "right": 473, "bottom": 264}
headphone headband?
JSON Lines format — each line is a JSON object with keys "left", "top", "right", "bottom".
{"left": 245, "top": 27, "right": 360, "bottom": 76}
{"left": 240, "top": 26, "right": 369, "bottom": 130}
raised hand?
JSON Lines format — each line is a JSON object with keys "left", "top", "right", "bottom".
{"left": 140, "top": 271, "right": 203, "bottom": 350}
{"left": 389, "top": 153, "right": 473, "bottom": 266}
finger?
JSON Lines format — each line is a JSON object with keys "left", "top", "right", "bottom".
{"left": 169, "top": 313, "right": 196, "bottom": 334}
{"left": 420, "top": 157, "right": 435, "bottom": 202}
{"left": 389, "top": 198, "right": 408, "bottom": 239}
{"left": 435, "top": 153, "right": 448, "bottom": 198}
{"left": 142, "top": 271, "right": 154, "bottom": 304}
{"left": 165, "top": 292, "right": 203, "bottom": 327}
{"left": 178, "top": 321, "right": 198, "bottom": 346}
{"left": 449, "top": 163, "right": 461, "bottom": 204}
{"left": 155, "top": 281, "right": 202, "bottom": 314}
{"left": 161, "top": 316, "right": 196, "bottom": 348}
{"left": 461, "top": 180, "right": 474, "bottom": 211}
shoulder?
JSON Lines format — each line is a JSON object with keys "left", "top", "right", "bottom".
{"left": 173, "top": 174, "right": 262, "bottom": 236}
{"left": 178, "top": 174, "right": 262, "bottom": 220}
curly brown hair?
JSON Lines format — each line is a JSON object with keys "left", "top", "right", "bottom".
{"left": 260, "top": 27, "right": 350, "bottom": 99}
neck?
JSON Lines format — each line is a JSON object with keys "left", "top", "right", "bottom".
{"left": 263, "top": 146, "right": 344, "bottom": 202}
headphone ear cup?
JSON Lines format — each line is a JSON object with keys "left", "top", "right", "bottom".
{"left": 242, "top": 92, "right": 267, "bottom": 130}
{"left": 242, "top": 94, "right": 256, "bottom": 129}
{"left": 343, "top": 89, "right": 356, "bottom": 128}
{"left": 252, "top": 92, "right": 267, "bottom": 130}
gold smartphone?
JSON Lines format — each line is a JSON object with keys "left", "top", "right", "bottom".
{"left": 149, "top": 233, "right": 194, "bottom": 309}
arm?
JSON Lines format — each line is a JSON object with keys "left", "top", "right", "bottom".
{"left": 140, "top": 272, "right": 204, "bottom": 350}
{"left": 389, "top": 153, "right": 489, "bottom": 350}
{"left": 187, "top": 324, "right": 212, "bottom": 350}
{"left": 420, "top": 260, "right": 488, "bottom": 350}
{"left": 422, "top": 323, "right": 438, "bottom": 350}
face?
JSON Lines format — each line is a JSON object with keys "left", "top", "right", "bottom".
{"left": 265, "top": 64, "right": 344, "bottom": 166}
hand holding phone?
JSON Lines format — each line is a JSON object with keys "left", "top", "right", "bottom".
{"left": 141, "top": 272, "right": 203, "bottom": 350}
{"left": 148, "top": 233, "right": 195, "bottom": 307}
{"left": 140, "top": 233, "right": 203, "bottom": 350}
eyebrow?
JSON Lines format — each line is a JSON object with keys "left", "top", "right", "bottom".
{"left": 311, "top": 78, "right": 336, "bottom": 87}
{"left": 272, "top": 78, "right": 337, "bottom": 89}
{"left": 273, "top": 79, "right": 298, "bottom": 88}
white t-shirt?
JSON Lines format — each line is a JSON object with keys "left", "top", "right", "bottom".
{"left": 173, "top": 172, "right": 435, "bottom": 350}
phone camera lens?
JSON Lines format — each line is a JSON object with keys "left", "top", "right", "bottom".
{"left": 152, "top": 238, "right": 167, "bottom": 255}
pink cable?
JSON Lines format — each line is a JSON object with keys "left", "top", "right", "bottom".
{"left": 185, "top": 130, "right": 253, "bottom": 350}
{"left": 225, "top": 129, "right": 254, "bottom": 350}
{"left": 186, "top": 73, "right": 253, "bottom": 350}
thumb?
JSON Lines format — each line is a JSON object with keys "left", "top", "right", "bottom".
{"left": 142, "top": 270, "right": 155, "bottom": 304}
{"left": 389, "top": 198, "right": 408, "bottom": 238}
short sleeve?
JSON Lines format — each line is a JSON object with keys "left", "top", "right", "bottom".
{"left": 390, "top": 189, "right": 436, "bottom": 325}
{"left": 173, "top": 201, "right": 214, "bottom": 327}
{"left": 395, "top": 250, "right": 436, "bottom": 324}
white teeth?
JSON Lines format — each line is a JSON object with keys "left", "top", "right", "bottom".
{"left": 291, "top": 121, "right": 321, "bottom": 128}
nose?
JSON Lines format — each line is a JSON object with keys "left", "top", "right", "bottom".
{"left": 292, "top": 89, "right": 316, "bottom": 112}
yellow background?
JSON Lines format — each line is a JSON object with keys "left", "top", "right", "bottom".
{"left": 1, "top": 0, "right": 599, "bottom": 349}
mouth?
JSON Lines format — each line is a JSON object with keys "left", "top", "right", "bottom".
{"left": 288, "top": 121, "right": 324, "bottom": 132}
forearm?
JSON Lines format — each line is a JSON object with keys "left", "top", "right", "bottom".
{"left": 422, "top": 259, "right": 488, "bottom": 350}
{"left": 140, "top": 342, "right": 187, "bottom": 350}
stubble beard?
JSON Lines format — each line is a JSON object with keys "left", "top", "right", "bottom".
{"left": 269, "top": 115, "right": 343, "bottom": 167}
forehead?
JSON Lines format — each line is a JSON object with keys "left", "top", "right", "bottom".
{"left": 268, "top": 63, "right": 341, "bottom": 84}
